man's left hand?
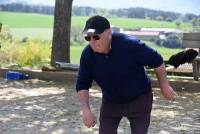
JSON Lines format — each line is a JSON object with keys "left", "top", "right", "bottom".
{"left": 160, "top": 85, "right": 177, "bottom": 101}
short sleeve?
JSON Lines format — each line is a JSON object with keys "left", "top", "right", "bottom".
{"left": 134, "top": 41, "right": 163, "bottom": 68}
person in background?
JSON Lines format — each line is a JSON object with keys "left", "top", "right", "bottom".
{"left": 76, "top": 15, "right": 177, "bottom": 134}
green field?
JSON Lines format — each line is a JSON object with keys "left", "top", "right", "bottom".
{"left": 10, "top": 28, "right": 53, "bottom": 40}
{"left": 0, "top": 11, "right": 193, "bottom": 29}
{"left": 0, "top": 11, "right": 54, "bottom": 28}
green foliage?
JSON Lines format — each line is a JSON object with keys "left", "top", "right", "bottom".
{"left": 163, "top": 35, "right": 182, "bottom": 48}
{"left": 71, "top": 26, "right": 85, "bottom": 44}
{"left": 165, "top": 17, "right": 173, "bottom": 22}
{"left": 16, "top": 40, "right": 51, "bottom": 66}
{"left": 0, "top": 28, "right": 51, "bottom": 67}
{"left": 0, "top": 27, "right": 85, "bottom": 67}
{"left": 155, "top": 16, "right": 163, "bottom": 21}
{"left": 155, "top": 35, "right": 182, "bottom": 48}
{"left": 191, "top": 18, "right": 200, "bottom": 26}
{"left": 175, "top": 21, "right": 181, "bottom": 28}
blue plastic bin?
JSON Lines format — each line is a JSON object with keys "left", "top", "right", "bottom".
{"left": 6, "top": 71, "right": 29, "bottom": 80}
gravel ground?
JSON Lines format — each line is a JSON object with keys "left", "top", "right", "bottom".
{"left": 0, "top": 78, "right": 200, "bottom": 134}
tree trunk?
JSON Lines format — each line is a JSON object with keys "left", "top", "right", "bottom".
{"left": 51, "top": 0, "right": 73, "bottom": 66}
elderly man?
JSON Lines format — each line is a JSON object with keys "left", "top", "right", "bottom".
{"left": 76, "top": 15, "right": 176, "bottom": 134}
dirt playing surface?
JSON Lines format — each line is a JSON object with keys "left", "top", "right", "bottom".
{"left": 0, "top": 78, "right": 200, "bottom": 134}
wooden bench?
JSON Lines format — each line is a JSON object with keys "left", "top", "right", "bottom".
{"left": 182, "top": 33, "right": 200, "bottom": 81}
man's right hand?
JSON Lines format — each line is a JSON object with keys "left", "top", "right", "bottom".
{"left": 77, "top": 90, "right": 96, "bottom": 128}
{"left": 82, "top": 109, "right": 97, "bottom": 128}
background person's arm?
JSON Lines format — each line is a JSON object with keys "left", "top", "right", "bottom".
{"left": 77, "top": 90, "right": 97, "bottom": 128}
{"left": 154, "top": 63, "right": 177, "bottom": 101}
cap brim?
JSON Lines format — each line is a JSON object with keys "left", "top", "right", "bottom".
{"left": 83, "top": 28, "right": 104, "bottom": 35}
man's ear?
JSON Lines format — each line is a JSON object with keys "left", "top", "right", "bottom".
{"left": 108, "top": 28, "right": 112, "bottom": 34}
{"left": 107, "top": 29, "right": 112, "bottom": 39}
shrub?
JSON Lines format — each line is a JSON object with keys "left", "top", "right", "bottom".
{"left": 155, "top": 34, "right": 182, "bottom": 48}
{"left": 162, "top": 34, "right": 182, "bottom": 48}
{"left": 16, "top": 40, "right": 51, "bottom": 67}
{"left": 71, "top": 26, "right": 85, "bottom": 44}
{"left": 0, "top": 29, "right": 51, "bottom": 67}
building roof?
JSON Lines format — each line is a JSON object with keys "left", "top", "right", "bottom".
{"left": 124, "top": 31, "right": 160, "bottom": 36}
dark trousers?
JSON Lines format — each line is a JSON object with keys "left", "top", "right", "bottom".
{"left": 99, "top": 91, "right": 153, "bottom": 134}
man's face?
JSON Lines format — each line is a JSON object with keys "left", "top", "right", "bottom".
{"left": 84, "top": 29, "right": 111, "bottom": 53}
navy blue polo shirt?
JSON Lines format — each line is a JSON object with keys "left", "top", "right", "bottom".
{"left": 76, "top": 33, "right": 163, "bottom": 103}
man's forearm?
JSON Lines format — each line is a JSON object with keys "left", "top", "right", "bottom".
{"left": 77, "top": 90, "right": 90, "bottom": 111}
{"left": 154, "top": 63, "right": 177, "bottom": 101}
{"left": 154, "top": 63, "right": 169, "bottom": 88}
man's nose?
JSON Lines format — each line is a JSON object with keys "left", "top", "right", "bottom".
{"left": 90, "top": 37, "right": 96, "bottom": 44}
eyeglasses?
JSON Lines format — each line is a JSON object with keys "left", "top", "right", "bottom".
{"left": 84, "top": 34, "right": 100, "bottom": 41}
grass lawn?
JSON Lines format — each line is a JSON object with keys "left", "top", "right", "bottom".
{"left": 10, "top": 28, "right": 53, "bottom": 40}
{"left": 1, "top": 11, "right": 193, "bottom": 30}
{"left": 70, "top": 45, "right": 85, "bottom": 64}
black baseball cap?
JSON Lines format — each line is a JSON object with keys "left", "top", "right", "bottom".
{"left": 83, "top": 15, "right": 110, "bottom": 35}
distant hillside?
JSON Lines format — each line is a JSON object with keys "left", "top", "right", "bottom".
{"left": 0, "top": 3, "right": 199, "bottom": 24}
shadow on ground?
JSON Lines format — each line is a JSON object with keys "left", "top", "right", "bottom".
{"left": 0, "top": 79, "right": 199, "bottom": 134}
